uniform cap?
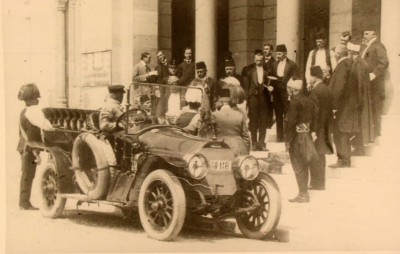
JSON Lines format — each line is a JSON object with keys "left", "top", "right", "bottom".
{"left": 18, "top": 83, "right": 41, "bottom": 101}
{"left": 108, "top": 85, "right": 125, "bottom": 93}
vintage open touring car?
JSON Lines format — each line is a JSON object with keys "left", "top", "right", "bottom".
{"left": 32, "top": 83, "right": 282, "bottom": 241}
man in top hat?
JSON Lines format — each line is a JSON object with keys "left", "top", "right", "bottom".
{"left": 328, "top": 44, "right": 357, "bottom": 168}
{"left": 270, "top": 44, "right": 299, "bottom": 142}
{"left": 340, "top": 31, "right": 352, "bottom": 45}
{"left": 347, "top": 42, "right": 375, "bottom": 155}
{"left": 189, "top": 61, "right": 217, "bottom": 111}
{"left": 285, "top": 79, "right": 317, "bottom": 203}
{"left": 305, "top": 31, "right": 336, "bottom": 88}
{"left": 308, "top": 66, "right": 333, "bottom": 190}
{"left": 360, "top": 29, "right": 389, "bottom": 137}
{"left": 243, "top": 49, "right": 274, "bottom": 151}
{"left": 100, "top": 85, "right": 126, "bottom": 132}
{"left": 178, "top": 47, "right": 195, "bottom": 86}
{"left": 17, "top": 83, "right": 54, "bottom": 210}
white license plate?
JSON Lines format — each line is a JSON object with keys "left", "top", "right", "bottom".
{"left": 210, "top": 160, "right": 232, "bottom": 172}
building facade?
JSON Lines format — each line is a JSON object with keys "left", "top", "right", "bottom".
{"left": 2, "top": 0, "right": 399, "bottom": 113}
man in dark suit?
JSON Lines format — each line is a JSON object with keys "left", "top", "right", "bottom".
{"left": 270, "top": 44, "right": 299, "bottom": 142}
{"left": 360, "top": 30, "right": 389, "bottom": 137}
{"left": 155, "top": 50, "right": 170, "bottom": 84}
{"left": 309, "top": 66, "right": 333, "bottom": 190}
{"left": 329, "top": 44, "right": 358, "bottom": 168}
{"left": 244, "top": 50, "right": 274, "bottom": 151}
{"left": 285, "top": 79, "right": 316, "bottom": 203}
{"left": 178, "top": 47, "right": 195, "bottom": 87}
{"left": 263, "top": 43, "right": 276, "bottom": 72}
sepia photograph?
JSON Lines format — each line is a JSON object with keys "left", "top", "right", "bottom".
{"left": 1, "top": 0, "right": 400, "bottom": 253}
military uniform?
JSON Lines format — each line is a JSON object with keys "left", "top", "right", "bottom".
{"left": 99, "top": 97, "right": 124, "bottom": 133}
{"left": 285, "top": 91, "right": 317, "bottom": 201}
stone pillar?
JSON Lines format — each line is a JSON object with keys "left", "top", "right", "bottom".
{"left": 381, "top": 0, "right": 400, "bottom": 116}
{"left": 56, "top": 0, "right": 68, "bottom": 107}
{"left": 195, "top": 0, "right": 217, "bottom": 79}
{"left": 158, "top": 0, "right": 172, "bottom": 59}
{"left": 329, "top": 0, "right": 352, "bottom": 47}
{"left": 112, "top": 0, "right": 134, "bottom": 86}
{"left": 276, "top": 0, "right": 300, "bottom": 61}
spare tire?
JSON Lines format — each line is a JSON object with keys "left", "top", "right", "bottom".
{"left": 72, "top": 133, "right": 110, "bottom": 199}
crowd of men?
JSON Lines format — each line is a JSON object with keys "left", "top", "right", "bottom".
{"left": 125, "top": 28, "right": 389, "bottom": 203}
{"left": 16, "top": 28, "right": 389, "bottom": 210}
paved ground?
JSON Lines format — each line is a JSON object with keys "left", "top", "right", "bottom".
{"left": 5, "top": 123, "right": 400, "bottom": 253}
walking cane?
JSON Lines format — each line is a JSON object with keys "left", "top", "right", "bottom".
{"left": 264, "top": 76, "right": 277, "bottom": 102}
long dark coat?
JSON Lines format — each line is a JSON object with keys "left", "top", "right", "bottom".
{"left": 329, "top": 58, "right": 359, "bottom": 133}
{"left": 350, "top": 57, "right": 375, "bottom": 143}
{"left": 309, "top": 81, "right": 334, "bottom": 155}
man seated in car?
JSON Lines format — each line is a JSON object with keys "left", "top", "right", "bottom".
{"left": 139, "top": 95, "right": 157, "bottom": 124}
{"left": 100, "top": 85, "right": 126, "bottom": 132}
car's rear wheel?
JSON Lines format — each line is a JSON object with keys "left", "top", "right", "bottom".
{"left": 138, "top": 169, "right": 186, "bottom": 241}
{"left": 37, "top": 160, "right": 66, "bottom": 218}
{"left": 236, "top": 173, "right": 281, "bottom": 239}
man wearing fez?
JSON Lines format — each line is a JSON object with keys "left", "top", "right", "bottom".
{"left": 348, "top": 42, "right": 375, "bottom": 155}
{"left": 308, "top": 66, "right": 334, "bottom": 190}
{"left": 178, "top": 47, "right": 195, "bottom": 87}
{"left": 100, "top": 85, "right": 126, "bottom": 132}
{"left": 243, "top": 49, "right": 274, "bottom": 151}
{"left": 285, "top": 79, "right": 317, "bottom": 203}
{"left": 270, "top": 44, "right": 299, "bottom": 142}
{"left": 17, "top": 83, "right": 54, "bottom": 210}
{"left": 305, "top": 32, "right": 336, "bottom": 88}
{"left": 360, "top": 30, "right": 389, "bottom": 137}
{"left": 189, "top": 61, "right": 217, "bottom": 111}
{"left": 328, "top": 44, "right": 357, "bottom": 168}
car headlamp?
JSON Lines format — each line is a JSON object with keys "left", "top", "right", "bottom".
{"left": 184, "top": 154, "right": 209, "bottom": 180}
{"left": 235, "top": 156, "right": 259, "bottom": 180}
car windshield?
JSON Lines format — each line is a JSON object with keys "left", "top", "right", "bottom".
{"left": 122, "top": 82, "right": 209, "bottom": 135}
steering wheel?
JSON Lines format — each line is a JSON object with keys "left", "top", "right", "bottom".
{"left": 116, "top": 109, "right": 147, "bottom": 130}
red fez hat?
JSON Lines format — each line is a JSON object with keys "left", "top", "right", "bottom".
{"left": 276, "top": 44, "right": 287, "bottom": 53}
{"left": 224, "top": 59, "right": 235, "bottom": 67}
{"left": 196, "top": 61, "right": 207, "bottom": 70}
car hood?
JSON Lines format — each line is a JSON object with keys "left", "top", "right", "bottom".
{"left": 138, "top": 127, "right": 223, "bottom": 157}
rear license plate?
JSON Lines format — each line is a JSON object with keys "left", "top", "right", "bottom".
{"left": 210, "top": 160, "right": 232, "bottom": 172}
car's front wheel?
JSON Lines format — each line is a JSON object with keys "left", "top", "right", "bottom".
{"left": 236, "top": 173, "right": 281, "bottom": 239}
{"left": 37, "top": 160, "right": 66, "bottom": 218}
{"left": 138, "top": 169, "right": 186, "bottom": 241}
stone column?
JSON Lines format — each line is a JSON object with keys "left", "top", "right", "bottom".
{"left": 276, "top": 0, "right": 300, "bottom": 61}
{"left": 381, "top": 0, "right": 400, "bottom": 116}
{"left": 195, "top": 0, "right": 217, "bottom": 79}
{"left": 329, "top": 0, "right": 352, "bottom": 47}
{"left": 56, "top": 0, "right": 68, "bottom": 107}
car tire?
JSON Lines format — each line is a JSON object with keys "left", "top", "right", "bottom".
{"left": 236, "top": 173, "right": 282, "bottom": 239}
{"left": 72, "top": 133, "right": 110, "bottom": 199}
{"left": 138, "top": 169, "right": 186, "bottom": 241}
{"left": 37, "top": 160, "right": 67, "bottom": 218}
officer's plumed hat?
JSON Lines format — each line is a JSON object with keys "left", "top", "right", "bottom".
{"left": 276, "top": 44, "right": 287, "bottom": 53}
{"left": 224, "top": 59, "right": 235, "bottom": 68}
{"left": 196, "top": 61, "right": 207, "bottom": 70}
{"left": 287, "top": 79, "right": 303, "bottom": 90}
{"left": 18, "top": 83, "right": 41, "bottom": 101}
{"left": 310, "top": 66, "right": 323, "bottom": 79}
{"left": 108, "top": 85, "right": 125, "bottom": 93}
